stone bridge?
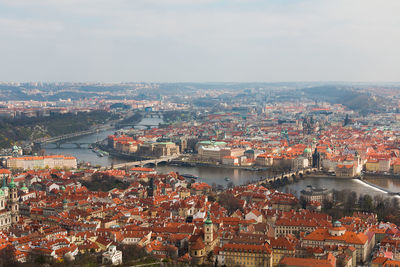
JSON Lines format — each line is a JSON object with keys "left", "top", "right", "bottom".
{"left": 43, "top": 142, "right": 94, "bottom": 149}
{"left": 110, "top": 155, "right": 180, "bottom": 169}
{"left": 256, "top": 167, "right": 318, "bottom": 186}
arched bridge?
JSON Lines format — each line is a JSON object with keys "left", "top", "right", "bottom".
{"left": 110, "top": 155, "right": 180, "bottom": 169}
{"left": 256, "top": 168, "right": 318, "bottom": 186}
{"left": 42, "top": 142, "right": 94, "bottom": 149}
{"left": 143, "top": 111, "right": 163, "bottom": 119}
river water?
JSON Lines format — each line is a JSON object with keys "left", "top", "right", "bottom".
{"left": 45, "top": 117, "right": 163, "bottom": 166}
{"left": 45, "top": 117, "right": 400, "bottom": 197}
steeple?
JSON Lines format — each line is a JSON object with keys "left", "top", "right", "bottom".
{"left": 8, "top": 177, "right": 16, "bottom": 189}
{"left": 8, "top": 176, "right": 19, "bottom": 225}
{"left": 204, "top": 211, "right": 212, "bottom": 225}
{"left": 2, "top": 177, "right": 7, "bottom": 189}
{"left": 204, "top": 211, "right": 213, "bottom": 243}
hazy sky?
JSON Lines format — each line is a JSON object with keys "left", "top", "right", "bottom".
{"left": 0, "top": 0, "right": 399, "bottom": 82}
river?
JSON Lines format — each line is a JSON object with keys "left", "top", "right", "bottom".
{"left": 45, "top": 117, "right": 400, "bottom": 198}
{"left": 155, "top": 165, "right": 396, "bottom": 198}
{"left": 45, "top": 117, "right": 163, "bottom": 166}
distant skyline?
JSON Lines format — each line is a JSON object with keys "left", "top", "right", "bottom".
{"left": 0, "top": 0, "right": 399, "bottom": 83}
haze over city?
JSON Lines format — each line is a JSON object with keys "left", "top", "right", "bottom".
{"left": 1, "top": 0, "right": 399, "bottom": 82}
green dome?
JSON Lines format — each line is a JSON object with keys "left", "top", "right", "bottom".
{"left": 0, "top": 189, "right": 4, "bottom": 196}
{"left": 304, "top": 148, "right": 312, "bottom": 153}
{"left": 60, "top": 186, "right": 66, "bottom": 191}
{"left": 21, "top": 183, "right": 28, "bottom": 191}
{"left": 204, "top": 211, "right": 212, "bottom": 225}
{"left": 8, "top": 177, "right": 16, "bottom": 189}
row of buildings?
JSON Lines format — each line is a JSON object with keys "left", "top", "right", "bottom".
{"left": 6, "top": 155, "right": 77, "bottom": 170}
{"left": 107, "top": 135, "right": 180, "bottom": 158}
{"left": 0, "top": 165, "right": 395, "bottom": 266}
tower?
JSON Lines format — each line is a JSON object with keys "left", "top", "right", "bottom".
{"left": 1, "top": 177, "right": 8, "bottom": 197}
{"left": 7, "top": 177, "right": 19, "bottom": 224}
{"left": 304, "top": 147, "right": 312, "bottom": 166}
{"left": 0, "top": 189, "right": 5, "bottom": 211}
{"left": 312, "top": 148, "right": 321, "bottom": 169}
{"left": 204, "top": 211, "right": 213, "bottom": 244}
{"left": 148, "top": 177, "right": 156, "bottom": 197}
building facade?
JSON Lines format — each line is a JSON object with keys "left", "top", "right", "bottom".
{"left": 7, "top": 155, "right": 77, "bottom": 170}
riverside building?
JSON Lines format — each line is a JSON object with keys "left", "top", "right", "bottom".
{"left": 7, "top": 155, "right": 77, "bottom": 170}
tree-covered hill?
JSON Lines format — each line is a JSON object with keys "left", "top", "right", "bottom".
{"left": 0, "top": 110, "right": 114, "bottom": 148}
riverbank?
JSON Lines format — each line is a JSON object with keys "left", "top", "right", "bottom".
{"left": 363, "top": 172, "right": 400, "bottom": 179}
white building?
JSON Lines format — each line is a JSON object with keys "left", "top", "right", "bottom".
{"left": 102, "top": 245, "right": 122, "bottom": 266}
{"left": 293, "top": 156, "right": 309, "bottom": 170}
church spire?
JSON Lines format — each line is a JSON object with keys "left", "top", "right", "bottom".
{"left": 2, "top": 176, "right": 7, "bottom": 189}
{"left": 204, "top": 211, "right": 212, "bottom": 225}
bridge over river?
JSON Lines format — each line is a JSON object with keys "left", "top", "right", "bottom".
{"left": 255, "top": 167, "right": 318, "bottom": 185}
{"left": 108, "top": 155, "right": 180, "bottom": 170}
{"left": 33, "top": 125, "right": 113, "bottom": 149}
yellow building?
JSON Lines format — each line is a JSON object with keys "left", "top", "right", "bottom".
{"left": 270, "top": 237, "right": 296, "bottom": 266}
{"left": 216, "top": 243, "right": 273, "bottom": 267}
{"left": 365, "top": 160, "right": 380, "bottom": 172}
{"left": 393, "top": 162, "right": 400, "bottom": 174}
{"left": 302, "top": 221, "right": 373, "bottom": 263}
{"left": 7, "top": 155, "right": 77, "bottom": 170}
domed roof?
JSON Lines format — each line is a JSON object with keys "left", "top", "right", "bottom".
{"left": 204, "top": 211, "right": 212, "bottom": 225}
{"left": 304, "top": 147, "right": 312, "bottom": 153}
{"left": 8, "top": 177, "right": 16, "bottom": 189}
{"left": 333, "top": 221, "right": 342, "bottom": 227}
{"left": 21, "top": 183, "right": 28, "bottom": 191}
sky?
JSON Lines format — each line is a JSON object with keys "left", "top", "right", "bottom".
{"left": 0, "top": 0, "right": 399, "bottom": 83}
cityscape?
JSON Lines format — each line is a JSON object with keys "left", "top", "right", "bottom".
{"left": 0, "top": 82, "right": 399, "bottom": 266}
{"left": 1, "top": 0, "right": 400, "bottom": 267}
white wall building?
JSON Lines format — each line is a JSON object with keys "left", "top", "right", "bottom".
{"left": 102, "top": 245, "right": 122, "bottom": 266}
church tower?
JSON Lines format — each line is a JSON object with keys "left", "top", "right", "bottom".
{"left": 2, "top": 177, "right": 8, "bottom": 197}
{"left": 7, "top": 177, "right": 19, "bottom": 224}
{"left": 204, "top": 211, "right": 213, "bottom": 244}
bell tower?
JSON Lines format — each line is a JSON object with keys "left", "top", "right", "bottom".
{"left": 204, "top": 211, "right": 213, "bottom": 243}
{"left": 7, "top": 177, "right": 19, "bottom": 224}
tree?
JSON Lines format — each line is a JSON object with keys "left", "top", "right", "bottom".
{"left": 211, "top": 183, "right": 217, "bottom": 192}
{"left": 359, "top": 194, "right": 373, "bottom": 212}
{"left": 118, "top": 244, "right": 147, "bottom": 263}
{"left": 218, "top": 192, "right": 243, "bottom": 215}
{"left": 0, "top": 245, "right": 16, "bottom": 266}
{"left": 299, "top": 196, "right": 307, "bottom": 209}
{"left": 344, "top": 191, "right": 357, "bottom": 214}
